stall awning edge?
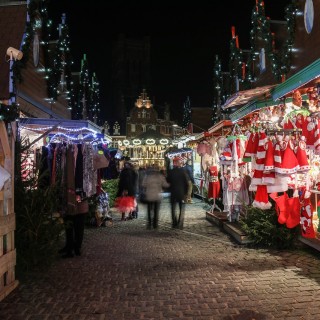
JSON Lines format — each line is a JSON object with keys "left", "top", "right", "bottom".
{"left": 272, "top": 58, "right": 320, "bottom": 100}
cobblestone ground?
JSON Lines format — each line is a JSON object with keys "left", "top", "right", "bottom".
{"left": 1, "top": 198, "right": 320, "bottom": 320}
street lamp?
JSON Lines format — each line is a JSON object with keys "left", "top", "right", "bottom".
{"left": 6, "top": 47, "right": 23, "bottom": 105}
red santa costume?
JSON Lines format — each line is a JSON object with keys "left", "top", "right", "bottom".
{"left": 251, "top": 131, "right": 272, "bottom": 209}
{"left": 300, "top": 190, "right": 316, "bottom": 238}
{"left": 207, "top": 165, "right": 220, "bottom": 199}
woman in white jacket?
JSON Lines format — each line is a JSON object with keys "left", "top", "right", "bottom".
{"left": 142, "top": 165, "right": 169, "bottom": 229}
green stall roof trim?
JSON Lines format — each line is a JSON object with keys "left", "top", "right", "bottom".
{"left": 272, "top": 58, "right": 320, "bottom": 100}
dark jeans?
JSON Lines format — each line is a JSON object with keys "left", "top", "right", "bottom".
{"left": 64, "top": 214, "right": 85, "bottom": 254}
{"left": 170, "top": 199, "right": 185, "bottom": 229}
{"left": 147, "top": 201, "right": 160, "bottom": 228}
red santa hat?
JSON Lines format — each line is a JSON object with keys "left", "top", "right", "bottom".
{"left": 273, "top": 136, "right": 283, "bottom": 174}
{"left": 252, "top": 185, "right": 272, "bottom": 210}
{"left": 173, "top": 157, "right": 182, "bottom": 166}
{"left": 296, "top": 137, "right": 310, "bottom": 172}
{"left": 262, "top": 139, "right": 275, "bottom": 185}
{"left": 244, "top": 132, "right": 259, "bottom": 159}
{"left": 279, "top": 137, "right": 299, "bottom": 175}
{"left": 263, "top": 140, "right": 274, "bottom": 172}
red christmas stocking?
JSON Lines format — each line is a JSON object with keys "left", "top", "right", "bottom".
{"left": 269, "top": 192, "right": 289, "bottom": 224}
{"left": 285, "top": 197, "right": 301, "bottom": 228}
{"left": 300, "top": 198, "right": 315, "bottom": 238}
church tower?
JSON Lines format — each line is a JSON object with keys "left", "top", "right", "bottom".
{"left": 110, "top": 34, "right": 151, "bottom": 134}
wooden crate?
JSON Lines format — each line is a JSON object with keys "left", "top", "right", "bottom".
{"left": 0, "top": 121, "right": 18, "bottom": 301}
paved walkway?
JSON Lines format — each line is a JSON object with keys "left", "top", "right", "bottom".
{"left": 1, "top": 198, "right": 320, "bottom": 319}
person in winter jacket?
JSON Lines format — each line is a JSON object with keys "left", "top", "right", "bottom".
{"left": 116, "top": 161, "right": 138, "bottom": 220}
{"left": 167, "top": 159, "right": 189, "bottom": 229}
{"left": 142, "top": 164, "right": 170, "bottom": 229}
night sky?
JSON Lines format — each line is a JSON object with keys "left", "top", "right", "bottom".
{"left": 48, "top": 0, "right": 291, "bottom": 122}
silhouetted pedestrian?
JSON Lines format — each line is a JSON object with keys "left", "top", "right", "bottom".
{"left": 142, "top": 165, "right": 169, "bottom": 229}
{"left": 167, "top": 159, "right": 189, "bottom": 229}
{"left": 116, "top": 161, "right": 138, "bottom": 220}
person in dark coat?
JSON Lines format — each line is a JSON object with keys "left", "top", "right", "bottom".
{"left": 116, "top": 161, "right": 138, "bottom": 220}
{"left": 167, "top": 159, "right": 189, "bottom": 229}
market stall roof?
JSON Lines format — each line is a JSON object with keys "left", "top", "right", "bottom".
{"left": 222, "top": 84, "right": 276, "bottom": 110}
{"left": 230, "top": 99, "right": 277, "bottom": 123}
{"left": 18, "top": 118, "right": 104, "bottom": 134}
{"left": 272, "top": 58, "right": 320, "bottom": 100}
{"left": 208, "top": 120, "right": 232, "bottom": 134}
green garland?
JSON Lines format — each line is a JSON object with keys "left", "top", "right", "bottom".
{"left": 229, "top": 0, "right": 297, "bottom": 83}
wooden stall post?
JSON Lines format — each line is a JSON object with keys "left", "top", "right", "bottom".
{"left": 0, "top": 120, "right": 18, "bottom": 301}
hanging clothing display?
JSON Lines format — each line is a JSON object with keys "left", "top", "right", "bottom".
{"left": 207, "top": 165, "right": 220, "bottom": 199}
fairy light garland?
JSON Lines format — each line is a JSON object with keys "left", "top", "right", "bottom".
{"left": 19, "top": 124, "right": 97, "bottom": 134}
{"left": 48, "top": 132, "right": 97, "bottom": 143}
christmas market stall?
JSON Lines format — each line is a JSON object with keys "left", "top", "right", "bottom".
{"left": 18, "top": 118, "right": 112, "bottom": 222}
{"left": 270, "top": 58, "right": 320, "bottom": 249}
{"left": 215, "top": 63, "right": 320, "bottom": 247}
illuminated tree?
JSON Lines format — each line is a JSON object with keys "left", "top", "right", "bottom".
{"left": 182, "top": 96, "right": 191, "bottom": 129}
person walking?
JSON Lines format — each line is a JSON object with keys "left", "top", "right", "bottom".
{"left": 142, "top": 165, "right": 170, "bottom": 229}
{"left": 167, "top": 158, "right": 189, "bottom": 229}
{"left": 115, "top": 161, "right": 138, "bottom": 220}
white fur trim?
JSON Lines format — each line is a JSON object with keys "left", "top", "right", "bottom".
{"left": 298, "top": 165, "right": 310, "bottom": 172}
{"left": 252, "top": 200, "right": 272, "bottom": 210}
{"left": 255, "top": 164, "right": 265, "bottom": 171}
{"left": 277, "top": 165, "right": 300, "bottom": 175}
{"left": 304, "top": 191, "right": 311, "bottom": 199}
{"left": 264, "top": 165, "right": 274, "bottom": 171}
{"left": 256, "top": 151, "right": 266, "bottom": 159}
{"left": 274, "top": 155, "right": 281, "bottom": 163}
{"left": 262, "top": 177, "right": 275, "bottom": 185}
{"left": 251, "top": 178, "right": 262, "bottom": 185}
{"left": 258, "top": 137, "right": 268, "bottom": 146}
